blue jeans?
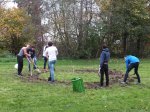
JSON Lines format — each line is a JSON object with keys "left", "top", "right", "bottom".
{"left": 48, "top": 60, "right": 56, "bottom": 81}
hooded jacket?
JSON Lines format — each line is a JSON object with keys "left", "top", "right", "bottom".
{"left": 100, "top": 48, "right": 110, "bottom": 68}
{"left": 125, "top": 55, "right": 140, "bottom": 69}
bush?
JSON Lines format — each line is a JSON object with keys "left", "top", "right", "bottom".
{"left": 0, "top": 50, "right": 15, "bottom": 58}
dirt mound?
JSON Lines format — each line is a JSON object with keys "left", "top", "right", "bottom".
{"left": 75, "top": 69, "right": 98, "bottom": 73}
{"left": 20, "top": 74, "right": 71, "bottom": 84}
{"left": 19, "top": 69, "right": 136, "bottom": 89}
{"left": 108, "top": 69, "right": 124, "bottom": 81}
{"left": 85, "top": 82, "right": 100, "bottom": 89}
{"left": 76, "top": 69, "right": 125, "bottom": 82}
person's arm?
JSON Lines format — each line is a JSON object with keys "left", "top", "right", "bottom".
{"left": 100, "top": 52, "right": 105, "bottom": 68}
{"left": 108, "top": 52, "right": 110, "bottom": 61}
{"left": 55, "top": 47, "right": 58, "bottom": 55}
{"left": 125, "top": 58, "right": 129, "bottom": 70}
{"left": 23, "top": 47, "right": 30, "bottom": 58}
{"left": 45, "top": 49, "right": 49, "bottom": 59}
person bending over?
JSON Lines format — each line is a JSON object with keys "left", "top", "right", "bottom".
{"left": 121, "top": 55, "right": 141, "bottom": 85}
{"left": 17, "top": 44, "right": 31, "bottom": 76}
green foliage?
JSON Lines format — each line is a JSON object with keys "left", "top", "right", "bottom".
{"left": 0, "top": 50, "right": 15, "bottom": 58}
{"left": 0, "top": 7, "right": 35, "bottom": 55}
{"left": 98, "top": 0, "right": 150, "bottom": 56}
{"left": 83, "top": 26, "right": 103, "bottom": 58}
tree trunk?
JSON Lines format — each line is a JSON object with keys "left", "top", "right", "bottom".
{"left": 136, "top": 37, "right": 141, "bottom": 57}
{"left": 122, "top": 36, "right": 127, "bottom": 55}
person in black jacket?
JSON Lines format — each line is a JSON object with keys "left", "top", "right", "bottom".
{"left": 27, "top": 46, "right": 37, "bottom": 71}
{"left": 99, "top": 44, "right": 110, "bottom": 87}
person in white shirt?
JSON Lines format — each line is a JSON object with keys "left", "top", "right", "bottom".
{"left": 43, "top": 44, "right": 49, "bottom": 72}
{"left": 45, "top": 41, "right": 58, "bottom": 82}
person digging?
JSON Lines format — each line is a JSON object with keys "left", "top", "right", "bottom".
{"left": 120, "top": 55, "right": 141, "bottom": 85}
{"left": 17, "top": 44, "right": 31, "bottom": 76}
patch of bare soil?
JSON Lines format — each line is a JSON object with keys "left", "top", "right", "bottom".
{"left": 19, "top": 69, "right": 136, "bottom": 89}
{"left": 20, "top": 74, "right": 71, "bottom": 85}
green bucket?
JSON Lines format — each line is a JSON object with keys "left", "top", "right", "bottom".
{"left": 71, "top": 78, "right": 85, "bottom": 92}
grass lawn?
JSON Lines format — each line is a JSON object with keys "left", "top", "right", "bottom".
{"left": 0, "top": 57, "right": 150, "bottom": 112}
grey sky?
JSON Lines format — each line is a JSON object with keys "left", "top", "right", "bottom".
{"left": 2, "top": 0, "right": 17, "bottom": 8}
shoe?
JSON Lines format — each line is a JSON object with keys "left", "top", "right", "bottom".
{"left": 120, "top": 81, "right": 125, "bottom": 84}
{"left": 35, "top": 69, "right": 41, "bottom": 74}
{"left": 43, "top": 69, "right": 48, "bottom": 72}
{"left": 118, "top": 79, "right": 123, "bottom": 83}
{"left": 100, "top": 86, "right": 103, "bottom": 89}
{"left": 48, "top": 80, "right": 55, "bottom": 84}
{"left": 105, "top": 85, "right": 109, "bottom": 87}
{"left": 17, "top": 74, "right": 23, "bottom": 77}
{"left": 135, "top": 82, "right": 140, "bottom": 85}
{"left": 120, "top": 81, "right": 127, "bottom": 86}
{"left": 48, "top": 77, "right": 51, "bottom": 81}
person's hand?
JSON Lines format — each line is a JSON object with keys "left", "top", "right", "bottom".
{"left": 28, "top": 54, "right": 31, "bottom": 57}
{"left": 27, "top": 57, "right": 31, "bottom": 63}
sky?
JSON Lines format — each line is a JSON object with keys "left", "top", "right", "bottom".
{"left": 3, "top": 0, "right": 17, "bottom": 9}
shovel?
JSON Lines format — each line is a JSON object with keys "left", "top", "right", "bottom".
{"left": 27, "top": 57, "right": 41, "bottom": 74}
{"left": 27, "top": 57, "right": 33, "bottom": 76}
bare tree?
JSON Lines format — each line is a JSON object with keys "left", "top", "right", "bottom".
{"left": 42, "top": 0, "right": 100, "bottom": 58}
{"left": 15, "top": 0, "right": 44, "bottom": 56}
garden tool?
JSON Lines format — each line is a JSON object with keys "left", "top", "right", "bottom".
{"left": 27, "top": 57, "right": 41, "bottom": 74}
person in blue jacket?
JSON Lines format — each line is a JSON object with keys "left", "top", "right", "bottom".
{"left": 121, "top": 55, "right": 141, "bottom": 84}
{"left": 99, "top": 44, "right": 110, "bottom": 87}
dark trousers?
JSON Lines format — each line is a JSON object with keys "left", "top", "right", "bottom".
{"left": 43, "top": 56, "right": 48, "bottom": 69}
{"left": 123, "top": 62, "right": 140, "bottom": 83}
{"left": 17, "top": 55, "right": 23, "bottom": 75}
{"left": 100, "top": 64, "right": 109, "bottom": 86}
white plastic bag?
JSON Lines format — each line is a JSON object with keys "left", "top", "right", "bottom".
{"left": 14, "top": 64, "right": 18, "bottom": 69}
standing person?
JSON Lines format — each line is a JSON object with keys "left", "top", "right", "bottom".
{"left": 45, "top": 41, "right": 58, "bottom": 82}
{"left": 43, "top": 44, "right": 49, "bottom": 72}
{"left": 17, "top": 44, "right": 31, "bottom": 76}
{"left": 27, "top": 46, "right": 37, "bottom": 71}
{"left": 121, "top": 55, "right": 141, "bottom": 84}
{"left": 99, "top": 44, "right": 110, "bottom": 87}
